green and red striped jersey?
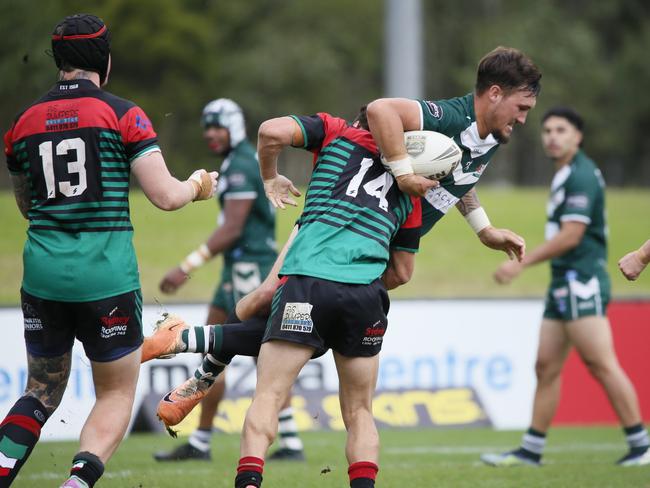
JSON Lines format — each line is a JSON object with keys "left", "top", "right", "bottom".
{"left": 4, "top": 79, "right": 159, "bottom": 301}
{"left": 280, "top": 113, "right": 421, "bottom": 284}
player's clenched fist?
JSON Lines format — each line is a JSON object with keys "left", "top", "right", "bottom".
{"left": 159, "top": 266, "right": 189, "bottom": 294}
{"left": 618, "top": 241, "right": 650, "bottom": 281}
{"left": 188, "top": 169, "right": 219, "bottom": 201}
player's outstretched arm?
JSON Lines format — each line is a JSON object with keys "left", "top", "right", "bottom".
{"left": 132, "top": 151, "right": 218, "bottom": 210}
{"left": 494, "top": 221, "right": 586, "bottom": 285}
{"left": 366, "top": 98, "right": 438, "bottom": 197}
{"left": 159, "top": 198, "right": 255, "bottom": 294}
{"left": 455, "top": 189, "right": 526, "bottom": 261}
{"left": 618, "top": 239, "right": 650, "bottom": 281}
{"left": 257, "top": 117, "right": 302, "bottom": 209}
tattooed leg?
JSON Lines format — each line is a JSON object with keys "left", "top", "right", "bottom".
{"left": 25, "top": 351, "right": 72, "bottom": 414}
{"left": 0, "top": 352, "right": 70, "bottom": 485}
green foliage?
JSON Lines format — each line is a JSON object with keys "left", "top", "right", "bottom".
{"left": 14, "top": 427, "right": 650, "bottom": 487}
{"left": 1, "top": 1, "right": 649, "bottom": 186}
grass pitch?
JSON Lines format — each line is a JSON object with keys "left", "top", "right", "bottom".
{"left": 13, "top": 427, "right": 650, "bottom": 487}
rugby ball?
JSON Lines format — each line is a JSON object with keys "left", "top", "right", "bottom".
{"left": 404, "top": 130, "right": 462, "bottom": 180}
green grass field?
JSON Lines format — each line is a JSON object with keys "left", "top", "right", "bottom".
{"left": 13, "top": 427, "right": 650, "bottom": 487}
{"left": 0, "top": 188, "right": 648, "bottom": 305}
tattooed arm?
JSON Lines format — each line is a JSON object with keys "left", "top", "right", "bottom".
{"left": 455, "top": 187, "right": 482, "bottom": 217}
{"left": 10, "top": 173, "right": 31, "bottom": 219}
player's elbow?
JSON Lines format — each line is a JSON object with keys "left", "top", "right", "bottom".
{"left": 366, "top": 99, "right": 391, "bottom": 125}
{"left": 562, "top": 230, "right": 584, "bottom": 250}
{"left": 389, "top": 258, "right": 415, "bottom": 287}
{"left": 149, "top": 190, "right": 185, "bottom": 211}
{"left": 258, "top": 118, "right": 288, "bottom": 147}
{"left": 394, "top": 264, "right": 414, "bottom": 286}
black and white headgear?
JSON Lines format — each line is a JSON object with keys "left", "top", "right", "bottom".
{"left": 51, "top": 14, "right": 111, "bottom": 84}
{"left": 201, "top": 99, "right": 246, "bottom": 147}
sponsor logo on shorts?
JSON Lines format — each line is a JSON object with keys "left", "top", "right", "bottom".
{"left": 361, "top": 320, "right": 386, "bottom": 346}
{"left": 424, "top": 101, "right": 444, "bottom": 119}
{"left": 280, "top": 302, "right": 314, "bottom": 333}
{"left": 578, "top": 300, "right": 596, "bottom": 310}
{"left": 552, "top": 286, "right": 569, "bottom": 299}
{"left": 22, "top": 303, "right": 43, "bottom": 331}
{"left": 100, "top": 307, "right": 130, "bottom": 339}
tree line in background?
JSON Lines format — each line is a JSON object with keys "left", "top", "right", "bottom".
{"left": 1, "top": 0, "right": 649, "bottom": 186}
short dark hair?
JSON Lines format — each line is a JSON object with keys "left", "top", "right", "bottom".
{"left": 352, "top": 105, "right": 368, "bottom": 130}
{"left": 475, "top": 46, "right": 541, "bottom": 97}
{"left": 541, "top": 106, "right": 584, "bottom": 132}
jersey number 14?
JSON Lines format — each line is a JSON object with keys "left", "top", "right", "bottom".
{"left": 345, "top": 157, "right": 394, "bottom": 211}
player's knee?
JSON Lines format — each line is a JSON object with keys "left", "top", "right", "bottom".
{"left": 582, "top": 357, "right": 615, "bottom": 381}
{"left": 534, "top": 358, "right": 561, "bottom": 383}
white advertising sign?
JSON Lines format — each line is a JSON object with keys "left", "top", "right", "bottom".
{"left": 0, "top": 300, "right": 542, "bottom": 440}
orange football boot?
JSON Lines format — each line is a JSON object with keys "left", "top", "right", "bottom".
{"left": 141, "top": 313, "right": 190, "bottom": 363}
{"left": 157, "top": 374, "right": 216, "bottom": 430}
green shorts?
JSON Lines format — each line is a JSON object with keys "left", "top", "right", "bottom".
{"left": 543, "top": 269, "right": 610, "bottom": 321}
{"left": 211, "top": 260, "right": 275, "bottom": 314}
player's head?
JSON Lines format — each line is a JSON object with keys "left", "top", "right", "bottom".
{"left": 351, "top": 105, "right": 369, "bottom": 130}
{"left": 201, "top": 99, "right": 246, "bottom": 155}
{"left": 475, "top": 46, "right": 541, "bottom": 143}
{"left": 52, "top": 14, "right": 111, "bottom": 86}
{"left": 541, "top": 106, "right": 584, "bottom": 161}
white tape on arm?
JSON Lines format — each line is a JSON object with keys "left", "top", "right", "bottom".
{"left": 385, "top": 156, "right": 414, "bottom": 178}
{"left": 465, "top": 207, "right": 491, "bottom": 234}
{"left": 180, "top": 244, "right": 212, "bottom": 274}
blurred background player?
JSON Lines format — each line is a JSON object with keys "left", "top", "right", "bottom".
{"left": 618, "top": 239, "right": 650, "bottom": 281}
{"left": 0, "top": 13, "right": 217, "bottom": 488}
{"left": 481, "top": 106, "right": 650, "bottom": 467}
{"left": 365, "top": 46, "right": 540, "bottom": 261}
{"left": 154, "top": 99, "right": 304, "bottom": 462}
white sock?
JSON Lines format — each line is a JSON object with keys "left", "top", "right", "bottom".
{"left": 277, "top": 407, "right": 303, "bottom": 451}
{"left": 188, "top": 428, "right": 212, "bottom": 452}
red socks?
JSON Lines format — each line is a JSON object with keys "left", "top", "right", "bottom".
{"left": 235, "top": 456, "right": 264, "bottom": 488}
{"left": 348, "top": 461, "right": 378, "bottom": 487}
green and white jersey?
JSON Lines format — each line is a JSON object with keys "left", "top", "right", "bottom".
{"left": 216, "top": 139, "right": 276, "bottom": 264}
{"left": 545, "top": 150, "right": 608, "bottom": 277}
{"left": 417, "top": 94, "right": 500, "bottom": 235}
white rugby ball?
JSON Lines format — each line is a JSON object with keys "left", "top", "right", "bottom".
{"left": 404, "top": 130, "right": 462, "bottom": 180}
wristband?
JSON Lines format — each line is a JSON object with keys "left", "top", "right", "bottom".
{"left": 465, "top": 207, "right": 491, "bottom": 234}
{"left": 180, "top": 244, "right": 212, "bottom": 274}
{"left": 384, "top": 156, "right": 414, "bottom": 177}
{"left": 188, "top": 170, "right": 213, "bottom": 201}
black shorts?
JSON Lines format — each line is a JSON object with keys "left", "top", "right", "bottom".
{"left": 262, "top": 275, "right": 390, "bottom": 358}
{"left": 21, "top": 288, "right": 144, "bottom": 362}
